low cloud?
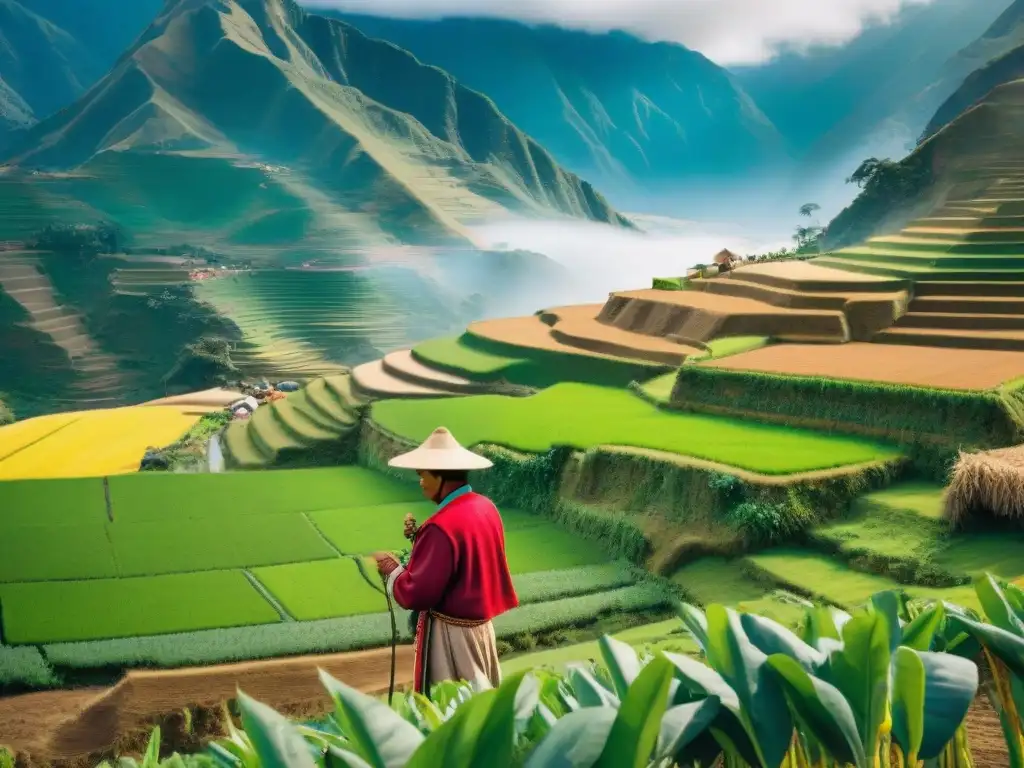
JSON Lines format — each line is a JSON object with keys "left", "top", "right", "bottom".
{"left": 301, "top": 0, "right": 934, "bottom": 64}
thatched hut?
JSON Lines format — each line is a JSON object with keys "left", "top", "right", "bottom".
{"left": 713, "top": 248, "right": 740, "bottom": 266}
{"left": 944, "top": 445, "right": 1024, "bottom": 528}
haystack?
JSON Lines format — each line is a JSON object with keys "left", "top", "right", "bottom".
{"left": 713, "top": 249, "right": 739, "bottom": 265}
{"left": 944, "top": 445, "right": 1024, "bottom": 528}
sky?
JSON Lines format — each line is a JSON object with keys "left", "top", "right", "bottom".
{"left": 301, "top": 0, "right": 935, "bottom": 64}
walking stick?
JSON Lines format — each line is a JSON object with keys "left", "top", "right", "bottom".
{"left": 354, "top": 557, "right": 399, "bottom": 706}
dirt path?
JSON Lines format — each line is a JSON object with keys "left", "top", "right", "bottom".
{"left": 0, "top": 644, "right": 413, "bottom": 765}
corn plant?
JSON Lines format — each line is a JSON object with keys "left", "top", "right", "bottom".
{"left": 941, "top": 575, "right": 1024, "bottom": 766}
{"left": 673, "top": 592, "right": 978, "bottom": 768}
{"left": 97, "top": 727, "right": 216, "bottom": 768}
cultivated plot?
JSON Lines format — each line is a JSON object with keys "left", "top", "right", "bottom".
{"left": 703, "top": 342, "right": 1024, "bottom": 390}
{"left": 372, "top": 383, "right": 902, "bottom": 474}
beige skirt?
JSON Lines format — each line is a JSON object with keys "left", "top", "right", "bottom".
{"left": 415, "top": 612, "right": 502, "bottom": 694}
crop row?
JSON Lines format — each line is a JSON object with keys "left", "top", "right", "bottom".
{"left": 0, "top": 582, "right": 665, "bottom": 691}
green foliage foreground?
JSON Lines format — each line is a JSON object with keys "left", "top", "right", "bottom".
{"left": 110, "top": 572, "right": 1024, "bottom": 768}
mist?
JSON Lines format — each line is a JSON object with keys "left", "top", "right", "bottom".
{"left": 468, "top": 214, "right": 790, "bottom": 309}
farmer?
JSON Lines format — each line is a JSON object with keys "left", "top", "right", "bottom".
{"left": 373, "top": 427, "right": 519, "bottom": 694}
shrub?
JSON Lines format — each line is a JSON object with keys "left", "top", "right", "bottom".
{"left": 30, "top": 221, "right": 124, "bottom": 257}
{"left": 162, "top": 336, "right": 241, "bottom": 391}
{"left": 0, "top": 395, "right": 12, "bottom": 426}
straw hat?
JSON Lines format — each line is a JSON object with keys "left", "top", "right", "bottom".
{"left": 388, "top": 427, "right": 493, "bottom": 471}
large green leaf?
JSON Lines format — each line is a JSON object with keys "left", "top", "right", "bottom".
{"left": 405, "top": 689, "right": 497, "bottom": 767}
{"left": 654, "top": 698, "right": 721, "bottom": 764}
{"left": 949, "top": 615, "right": 1024, "bottom": 679}
{"left": 236, "top": 692, "right": 317, "bottom": 768}
{"left": 567, "top": 665, "right": 620, "bottom": 708}
{"left": 676, "top": 602, "right": 709, "bottom": 653}
{"left": 823, "top": 611, "right": 892, "bottom": 757}
{"left": 704, "top": 606, "right": 793, "bottom": 768}
{"left": 663, "top": 651, "right": 759, "bottom": 766}
{"left": 767, "top": 655, "right": 866, "bottom": 767}
{"left": 596, "top": 655, "right": 675, "bottom": 768}
{"left": 325, "top": 747, "right": 375, "bottom": 768}
{"left": 318, "top": 670, "right": 425, "bottom": 767}
{"left": 515, "top": 673, "right": 542, "bottom": 735}
{"left": 975, "top": 574, "right": 1024, "bottom": 636}
{"left": 523, "top": 708, "right": 617, "bottom": 768}
{"left": 1004, "top": 583, "right": 1024, "bottom": 624}
{"left": 891, "top": 647, "right": 925, "bottom": 763}
{"left": 869, "top": 591, "right": 904, "bottom": 653}
{"left": 900, "top": 603, "right": 944, "bottom": 652}
{"left": 916, "top": 650, "right": 978, "bottom": 760}
{"left": 598, "top": 635, "right": 642, "bottom": 700}
{"left": 467, "top": 671, "right": 528, "bottom": 767}
{"left": 739, "top": 612, "right": 826, "bottom": 672}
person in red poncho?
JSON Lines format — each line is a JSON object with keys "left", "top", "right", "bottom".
{"left": 373, "top": 427, "right": 519, "bottom": 695}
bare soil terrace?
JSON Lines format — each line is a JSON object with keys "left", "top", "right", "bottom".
{"left": 703, "top": 342, "right": 1024, "bottom": 390}
{"left": 0, "top": 645, "right": 413, "bottom": 766}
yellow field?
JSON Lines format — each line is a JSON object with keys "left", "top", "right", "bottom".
{"left": 0, "top": 406, "right": 204, "bottom": 480}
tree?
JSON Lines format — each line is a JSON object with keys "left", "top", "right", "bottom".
{"left": 31, "top": 221, "right": 125, "bottom": 258}
{"left": 799, "top": 202, "right": 820, "bottom": 218}
{"left": 163, "top": 336, "right": 240, "bottom": 392}
{"left": 846, "top": 157, "right": 886, "bottom": 188}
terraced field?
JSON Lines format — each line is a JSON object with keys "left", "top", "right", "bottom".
{"left": 812, "top": 173, "right": 1024, "bottom": 350}
{"left": 0, "top": 466, "right": 657, "bottom": 686}
{"left": 221, "top": 375, "right": 364, "bottom": 469}
{"left": 372, "top": 382, "right": 902, "bottom": 474}
{"left": 0, "top": 406, "right": 206, "bottom": 480}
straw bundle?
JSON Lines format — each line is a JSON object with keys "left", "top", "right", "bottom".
{"left": 944, "top": 445, "right": 1024, "bottom": 527}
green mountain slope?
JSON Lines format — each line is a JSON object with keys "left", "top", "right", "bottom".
{"left": 0, "top": 0, "right": 163, "bottom": 130}
{"left": 824, "top": 0, "right": 1024, "bottom": 248}
{"left": 732, "top": 0, "right": 1009, "bottom": 161}
{"left": 320, "top": 13, "right": 787, "bottom": 190}
{"left": 2, "top": 0, "right": 628, "bottom": 250}
{"left": 921, "top": 0, "right": 1024, "bottom": 139}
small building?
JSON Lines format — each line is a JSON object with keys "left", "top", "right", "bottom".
{"left": 713, "top": 249, "right": 740, "bottom": 272}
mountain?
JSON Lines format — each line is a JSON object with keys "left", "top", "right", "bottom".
{"left": 731, "top": 0, "right": 1009, "bottom": 162}
{"left": 0, "top": 0, "right": 634, "bottom": 414}
{"left": 0, "top": 0, "right": 164, "bottom": 133}
{"left": 920, "top": 0, "right": 1024, "bottom": 139}
{"left": 2, "top": 0, "right": 629, "bottom": 253}
{"left": 314, "top": 12, "right": 787, "bottom": 196}
{"left": 824, "top": 0, "right": 1024, "bottom": 247}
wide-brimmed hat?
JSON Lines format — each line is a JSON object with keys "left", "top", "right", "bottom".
{"left": 388, "top": 427, "right": 493, "bottom": 471}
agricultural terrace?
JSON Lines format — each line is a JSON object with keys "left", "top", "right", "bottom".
{"left": 703, "top": 341, "right": 1024, "bottom": 391}
{"left": 0, "top": 406, "right": 206, "bottom": 480}
{"left": 411, "top": 329, "right": 666, "bottom": 389}
{"left": 502, "top": 480, "right": 1024, "bottom": 675}
{"left": 371, "top": 383, "right": 901, "bottom": 474}
{"left": 0, "top": 466, "right": 662, "bottom": 689}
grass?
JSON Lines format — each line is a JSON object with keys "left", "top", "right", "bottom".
{"left": 412, "top": 336, "right": 524, "bottom": 378}
{"left": 0, "top": 477, "right": 107, "bottom": 528}
{"left": 107, "top": 515, "right": 338, "bottom": 577}
{"left": 0, "top": 571, "right": 280, "bottom": 643}
{"left": 749, "top": 549, "right": 916, "bottom": 606}
{"left": 310, "top": 502, "right": 435, "bottom": 556}
{"left": 0, "top": 524, "right": 117, "bottom": 582}
{"left": 503, "top": 526, "right": 608, "bottom": 574}
{"left": 372, "top": 383, "right": 902, "bottom": 475}
{"left": 108, "top": 467, "right": 420, "bottom": 522}
{"left": 692, "top": 336, "right": 770, "bottom": 362}
{"left": 512, "top": 563, "right": 639, "bottom": 604}
{"left": 670, "top": 557, "right": 769, "bottom": 605}
{"left": 863, "top": 482, "right": 947, "bottom": 519}
{"left": 0, "top": 406, "right": 202, "bottom": 480}
{"left": 252, "top": 559, "right": 388, "bottom": 621}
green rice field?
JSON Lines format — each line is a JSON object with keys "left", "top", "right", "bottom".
{"left": 372, "top": 383, "right": 902, "bottom": 474}
{"left": 0, "top": 571, "right": 281, "bottom": 643}
{"left": 413, "top": 336, "right": 525, "bottom": 378}
{"left": 0, "top": 466, "right": 635, "bottom": 652}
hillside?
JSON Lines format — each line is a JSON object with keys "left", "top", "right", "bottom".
{"left": 322, "top": 13, "right": 787, "bottom": 192}
{"left": 732, "top": 0, "right": 1009, "bottom": 165}
{"left": 2, "top": 0, "right": 628, "bottom": 250}
{"left": 824, "top": 0, "right": 1024, "bottom": 248}
{"left": 0, "top": 0, "right": 163, "bottom": 135}
{"left": 921, "top": 0, "right": 1024, "bottom": 139}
